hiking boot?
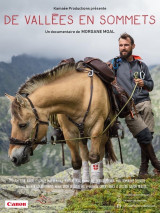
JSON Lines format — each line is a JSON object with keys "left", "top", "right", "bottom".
{"left": 138, "top": 148, "right": 149, "bottom": 178}
{"left": 139, "top": 143, "right": 160, "bottom": 172}
{"left": 153, "top": 169, "right": 160, "bottom": 176}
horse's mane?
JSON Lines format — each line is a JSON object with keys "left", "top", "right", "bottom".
{"left": 18, "top": 61, "right": 76, "bottom": 95}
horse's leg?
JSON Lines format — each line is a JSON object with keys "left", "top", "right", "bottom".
{"left": 66, "top": 140, "right": 82, "bottom": 191}
{"left": 72, "top": 168, "right": 81, "bottom": 192}
{"left": 57, "top": 115, "right": 82, "bottom": 169}
{"left": 66, "top": 140, "right": 82, "bottom": 170}
{"left": 90, "top": 134, "right": 106, "bottom": 184}
{"left": 57, "top": 115, "right": 82, "bottom": 191}
{"left": 89, "top": 136, "right": 101, "bottom": 163}
{"left": 89, "top": 120, "right": 104, "bottom": 163}
{"left": 79, "top": 141, "right": 90, "bottom": 185}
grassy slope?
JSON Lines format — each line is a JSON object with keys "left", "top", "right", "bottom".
{"left": 63, "top": 177, "right": 160, "bottom": 213}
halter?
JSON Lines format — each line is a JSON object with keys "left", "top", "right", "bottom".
{"left": 10, "top": 96, "right": 49, "bottom": 147}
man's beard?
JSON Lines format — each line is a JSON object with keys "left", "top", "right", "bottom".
{"left": 120, "top": 49, "right": 132, "bottom": 59}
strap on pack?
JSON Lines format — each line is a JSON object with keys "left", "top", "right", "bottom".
{"left": 111, "top": 57, "right": 122, "bottom": 76}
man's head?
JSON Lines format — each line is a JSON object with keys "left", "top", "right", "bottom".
{"left": 118, "top": 33, "right": 135, "bottom": 59}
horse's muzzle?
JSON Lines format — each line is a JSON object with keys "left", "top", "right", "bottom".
{"left": 10, "top": 146, "right": 31, "bottom": 167}
{"left": 11, "top": 155, "right": 30, "bottom": 167}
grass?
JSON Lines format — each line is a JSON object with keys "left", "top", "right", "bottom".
{"left": 62, "top": 176, "right": 160, "bottom": 213}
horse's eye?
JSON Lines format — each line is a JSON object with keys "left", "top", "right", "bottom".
{"left": 19, "top": 123, "right": 28, "bottom": 129}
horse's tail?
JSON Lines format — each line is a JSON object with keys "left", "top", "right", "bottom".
{"left": 105, "top": 138, "right": 117, "bottom": 164}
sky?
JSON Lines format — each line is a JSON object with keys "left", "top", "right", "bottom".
{"left": 0, "top": 0, "right": 160, "bottom": 65}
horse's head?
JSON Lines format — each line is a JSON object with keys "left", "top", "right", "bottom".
{"left": 5, "top": 93, "right": 49, "bottom": 167}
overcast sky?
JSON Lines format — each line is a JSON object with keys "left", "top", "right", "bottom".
{"left": 0, "top": 0, "right": 160, "bottom": 65}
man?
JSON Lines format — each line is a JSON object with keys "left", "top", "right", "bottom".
{"left": 108, "top": 33, "right": 160, "bottom": 177}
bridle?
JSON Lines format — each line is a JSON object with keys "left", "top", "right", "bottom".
{"left": 9, "top": 96, "right": 49, "bottom": 150}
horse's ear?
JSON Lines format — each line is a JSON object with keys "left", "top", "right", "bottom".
{"left": 15, "top": 93, "right": 28, "bottom": 108}
{"left": 5, "top": 93, "right": 15, "bottom": 102}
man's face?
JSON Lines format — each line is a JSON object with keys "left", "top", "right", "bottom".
{"left": 119, "top": 37, "right": 135, "bottom": 59}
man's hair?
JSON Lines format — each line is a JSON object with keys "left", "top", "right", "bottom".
{"left": 118, "top": 33, "right": 134, "bottom": 45}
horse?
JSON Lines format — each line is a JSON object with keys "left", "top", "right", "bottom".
{"left": 5, "top": 60, "right": 117, "bottom": 189}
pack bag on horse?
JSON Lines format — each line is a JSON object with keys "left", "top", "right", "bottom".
{"left": 5, "top": 58, "right": 118, "bottom": 191}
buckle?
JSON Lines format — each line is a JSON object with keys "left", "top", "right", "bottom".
{"left": 88, "top": 70, "right": 94, "bottom": 77}
{"left": 133, "top": 72, "right": 139, "bottom": 79}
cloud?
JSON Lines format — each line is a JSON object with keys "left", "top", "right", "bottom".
{"left": 0, "top": 0, "right": 160, "bottom": 65}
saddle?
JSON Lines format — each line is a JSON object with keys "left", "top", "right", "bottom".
{"left": 83, "top": 57, "right": 115, "bottom": 84}
{"left": 76, "top": 57, "right": 134, "bottom": 119}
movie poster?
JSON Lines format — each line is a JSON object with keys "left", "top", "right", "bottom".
{"left": 0, "top": 0, "right": 160, "bottom": 212}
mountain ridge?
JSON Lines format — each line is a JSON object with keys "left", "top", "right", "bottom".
{"left": 0, "top": 54, "right": 62, "bottom": 96}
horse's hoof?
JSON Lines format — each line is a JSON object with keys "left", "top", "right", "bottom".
{"left": 89, "top": 153, "right": 100, "bottom": 164}
{"left": 72, "top": 160, "right": 82, "bottom": 170}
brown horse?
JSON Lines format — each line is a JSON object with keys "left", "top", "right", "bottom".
{"left": 6, "top": 61, "right": 116, "bottom": 187}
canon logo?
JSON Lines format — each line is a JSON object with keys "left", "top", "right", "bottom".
{"left": 5, "top": 200, "right": 28, "bottom": 208}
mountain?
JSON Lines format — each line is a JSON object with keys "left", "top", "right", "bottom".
{"left": 0, "top": 54, "right": 61, "bottom": 96}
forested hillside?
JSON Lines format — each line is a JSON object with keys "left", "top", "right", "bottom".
{"left": 0, "top": 54, "right": 61, "bottom": 96}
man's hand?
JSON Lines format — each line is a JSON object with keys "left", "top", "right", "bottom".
{"left": 134, "top": 78, "right": 144, "bottom": 87}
